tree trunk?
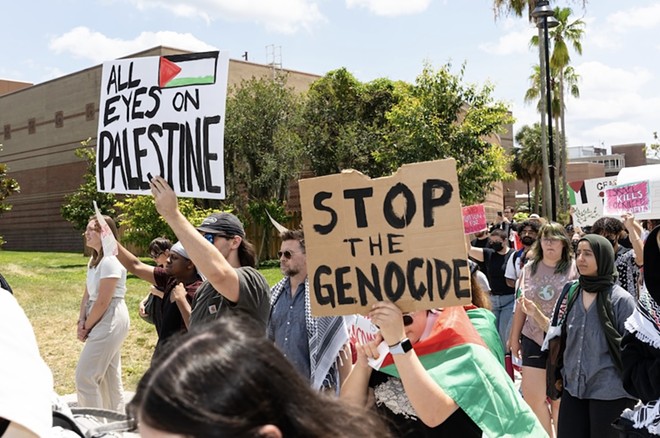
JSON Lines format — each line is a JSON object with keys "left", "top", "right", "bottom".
{"left": 534, "top": 178, "right": 541, "bottom": 214}
{"left": 537, "top": 24, "right": 551, "bottom": 219}
{"left": 559, "top": 71, "right": 569, "bottom": 214}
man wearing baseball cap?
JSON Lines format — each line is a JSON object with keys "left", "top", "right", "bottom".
{"left": 150, "top": 176, "right": 271, "bottom": 331}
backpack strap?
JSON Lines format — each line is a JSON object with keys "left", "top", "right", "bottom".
{"left": 597, "top": 288, "right": 623, "bottom": 373}
{"left": 551, "top": 280, "right": 580, "bottom": 327}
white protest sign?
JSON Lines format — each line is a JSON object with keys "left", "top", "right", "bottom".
{"left": 568, "top": 176, "right": 618, "bottom": 227}
{"left": 96, "top": 51, "right": 229, "bottom": 199}
{"left": 616, "top": 164, "right": 660, "bottom": 220}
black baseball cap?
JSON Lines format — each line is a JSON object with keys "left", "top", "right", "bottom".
{"left": 196, "top": 213, "right": 245, "bottom": 238}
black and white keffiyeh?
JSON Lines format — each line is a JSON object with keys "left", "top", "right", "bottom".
{"left": 621, "top": 224, "right": 660, "bottom": 436}
{"left": 270, "top": 277, "right": 349, "bottom": 390}
{"left": 622, "top": 286, "right": 660, "bottom": 436}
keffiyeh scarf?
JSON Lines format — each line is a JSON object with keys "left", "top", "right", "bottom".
{"left": 270, "top": 277, "right": 349, "bottom": 390}
{"left": 622, "top": 287, "right": 660, "bottom": 435}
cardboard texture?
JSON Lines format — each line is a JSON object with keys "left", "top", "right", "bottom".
{"left": 299, "top": 159, "right": 472, "bottom": 316}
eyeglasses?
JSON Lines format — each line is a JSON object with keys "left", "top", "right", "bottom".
{"left": 541, "top": 237, "right": 561, "bottom": 244}
{"left": 403, "top": 314, "right": 414, "bottom": 326}
{"left": 277, "top": 250, "right": 300, "bottom": 259}
{"left": 150, "top": 251, "right": 163, "bottom": 259}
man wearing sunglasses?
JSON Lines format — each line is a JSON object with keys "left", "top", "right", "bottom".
{"left": 150, "top": 176, "right": 271, "bottom": 331}
{"left": 268, "top": 229, "right": 350, "bottom": 392}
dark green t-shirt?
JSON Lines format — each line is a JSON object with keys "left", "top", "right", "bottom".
{"left": 188, "top": 267, "right": 271, "bottom": 331}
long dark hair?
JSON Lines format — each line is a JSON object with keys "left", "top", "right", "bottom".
{"left": 130, "top": 317, "right": 391, "bottom": 438}
{"left": 237, "top": 237, "right": 257, "bottom": 268}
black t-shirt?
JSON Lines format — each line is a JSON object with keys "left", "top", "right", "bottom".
{"left": 153, "top": 267, "right": 203, "bottom": 354}
{"left": 369, "top": 370, "right": 482, "bottom": 438}
{"left": 482, "top": 248, "right": 515, "bottom": 295}
{"left": 470, "top": 238, "right": 489, "bottom": 273}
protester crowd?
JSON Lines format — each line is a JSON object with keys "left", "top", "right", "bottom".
{"left": 2, "top": 188, "right": 660, "bottom": 437}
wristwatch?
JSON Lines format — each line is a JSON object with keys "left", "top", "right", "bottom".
{"left": 389, "top": 338, "right": 413, "bottom": 355}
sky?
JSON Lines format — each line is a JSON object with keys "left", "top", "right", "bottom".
{"left": 2, "top": 0, "right": 659, "bottom": 151}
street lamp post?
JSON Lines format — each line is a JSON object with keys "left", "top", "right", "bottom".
{"left": 532, "top": 0, "right": 559, "bottom": 222}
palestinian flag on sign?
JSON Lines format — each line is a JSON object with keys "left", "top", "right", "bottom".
{"left": 159, "top": 52, "right": 219, "bottom": 88}
{"left": 379, "top": 306, "right": 547, "bottom": 438}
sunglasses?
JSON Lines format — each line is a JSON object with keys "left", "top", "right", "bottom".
{"left": 150, "top": 251, "right": 163, "bottom": 259}
{"left": 204, "top": 233, "right": 232, "bottom": 244}
{"left": 277, "top": 250, "right": 300, "bottom": 259}
{"left": 403, "top": 314, "right": 414, "bottom": 326}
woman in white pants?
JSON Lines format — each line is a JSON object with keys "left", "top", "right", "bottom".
{"left": 75, "top": 215, "right": 130, "bottom": 411}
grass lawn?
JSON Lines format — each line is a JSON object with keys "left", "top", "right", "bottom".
{"left": 1, "top": 250, "right": 281, "bottom": 395}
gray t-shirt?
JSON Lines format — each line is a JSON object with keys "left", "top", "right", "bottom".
{"left": 189, "top": 266, "right": 271, "bottom": 331}
{"left": 562, "top": 284, "right": 635, "bottom": 400}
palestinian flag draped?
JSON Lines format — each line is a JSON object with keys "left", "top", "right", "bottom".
{"left": 379, "top": 306, "right": 547, "bottom": 438}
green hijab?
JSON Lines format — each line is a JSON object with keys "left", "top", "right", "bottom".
{"left": 578, "top": 234, "right": 617, "bottom": 293}
{"left": 577, "top": 233, "right": 623, "bottom": 371}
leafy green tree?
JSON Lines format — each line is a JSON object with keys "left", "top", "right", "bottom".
{"left": 647, "top": 132, "right": 660, "bottom": 158}
{"left": 223, "top": 76, "right": 306, "bottom": 260}
{"left": 0, "top": 144, "right": 20, "bottom": 246}
{"left": 224, "top": 76, "right": 305, "bottom": 212}
{"left": 115, "top": 195, "right": 215, "bottom": 249}
{"left": 301, "top": 68, "right": 402, "bottom": 178}
{"left": 61, "top": 141, "right": 116, "bottom": 231}
{"left": 379, "top": 63, "right": 514, "bottom": 205}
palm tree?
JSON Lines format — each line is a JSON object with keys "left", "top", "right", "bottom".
{"left": 492, "top": 0, "right": 586, "bottom": 20}
{"left": 493, "top": 1, "right": 586, "bottom": 217}
{"left": 548, "top": 7, "right": 585, "bottom": 210}
{"left": 524, "top": 64, "right": 579, "bottom": 210}
{"left": 513, "top": 124, "right": 546, "bottom": 214}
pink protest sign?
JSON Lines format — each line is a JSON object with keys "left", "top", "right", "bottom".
{"left": 462, "top": 204, "right": 487, "bottom": 235}
{"left": 603, "top": 181, "right": 651, "bottom": 215}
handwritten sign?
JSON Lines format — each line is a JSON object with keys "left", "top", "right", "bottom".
{"left": 617, "top": 164, "right": 660, "bottom": 220}
{"left": 603, "top": 181, "right": 651, "bottom": 215}
{"left": 569, "top": 176, "right": 617, "bottom": 227}
{"left": 96, "top": 51, "right": 229, "bottom": 199}
{"left": 462, "top": 204, "right": 487, "bottom": 235}
{"left": 299, "top": 159, "right": 471, "bottom": 316}
{"left": 347, "top": 314, "right": 379, "bottom": 346}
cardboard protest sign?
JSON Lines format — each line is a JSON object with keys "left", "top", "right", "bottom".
{"left": 568, "top": 176, "right": 617, "bottom": 227}
{"left": 604, "top": 181, "right": 651, "bottom": 216}
{"left": 462, "top": 204, "right": 487, "bottom": 235}
{"left": 96, "top": 51, "right": 229, "bottom": 199}
{"left": 299, "top": 159, "right": 472, "bottom": 317}
{"left": 616, "top": 164, "right": 660, "bottom": 220}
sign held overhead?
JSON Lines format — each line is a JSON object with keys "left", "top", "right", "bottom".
{"left": 300, "top": 159, "right": 472, "bottom": 316}
{"left": 96, "top": 51, "right": 229, "bottom": 199}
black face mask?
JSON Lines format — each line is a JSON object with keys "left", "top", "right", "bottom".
{"left": 521, "top": 236, "right": 535, "bottom": 246}
{"left": 572, "top": 241, "right": 579, "bottom": 253}
{"left": 606, "top": 238, "right": 616, "bottom": 248}
{"left": 489, "top": 241, "right": 504, "bottom": 252}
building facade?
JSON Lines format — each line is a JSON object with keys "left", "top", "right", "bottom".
{"left": 0, "top": 46, "right": 320, "bottom": 251}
